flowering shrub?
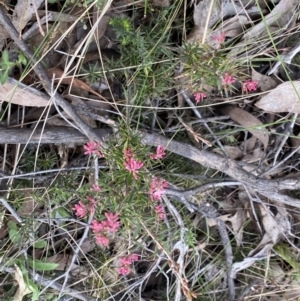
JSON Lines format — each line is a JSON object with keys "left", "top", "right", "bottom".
{"left": 194, "top": 92, "right": 207, "bottom": 103}
{"left": 154, "top": 204, "right": 166, "bottom": 220}
{"left": 222, "top": 73, "right": 235, "bottom": 86}
{"left": 212, "top": 32, "right": 225, "bottom": 44}
{"left": 83, "top": 141, "right": 102, "bottom": 157}
{"left": 124, "top": 148, "right": 143, "bottom": 180}
{"left": 149, "top": 177, "right": 168, "bottom": 202}
{"left": 242, "top": 79, "right": 258, "bottom": 92}
{"left": 73, "top": 196, "right": 95, "bottom": 218}
{"left": 117, "top": 254, "right": 138, "bottom": 275}
{"left": 73, "top": 201, "right": 87, "bottom": 218}
{"left": 150, "top": 145, "right": 165, "bottom": 160}
{"left": 72, "top": 135, "right": 170, "bottom": 257}
{"left": 90, "top": 213, "right": 120, "bottom": 247}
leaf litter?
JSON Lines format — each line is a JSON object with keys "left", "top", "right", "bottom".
{"left": 1, "top": 0, "right": 300, "bottom": 300}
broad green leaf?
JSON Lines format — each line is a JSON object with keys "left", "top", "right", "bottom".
{"left": 33, "top": 240, "right": 47, "bottom": 249}
{"left": 28, "top": 258, "right": 59, "bottom": 271}
{"left": 18, "top": 52, "right": 27, "bottom": 65}
{"left": 28, "top": 280, "right": 39, "bottom": 301}
{"left": 8, "top": 221, "right": 21, "bottom": 244}
{"left": 2, "top": 50, "right": 9, "bottom": 63}
{"left": 56, "top": 207, "right": 70, "bottom": 218}
{"left": 7, "top": 220, "right": 17, "bottom": 231}
{"left": 0, "top": 70, "right": 8, "bottom": 85}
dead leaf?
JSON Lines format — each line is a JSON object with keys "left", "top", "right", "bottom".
{"left": 242, "top": 147, "right": 265, "bottom": 163}
{"left": 64, "top": 95, "right": 97, "bottom": 128}
{"left": 12, "top": 0, "right": 44, "bottom": 32}
{"left": 13, "top": 265, "right": 33, "bottom": 301}
{"left": 47, "top": 254, "right": 78, "bottom": 271}
{"left": 214, "top": 146, "right": 243, "bottom": 160}
{"left": 252, "top": 69, "right": 280, "bottom": 92}
{"left": 187, "top": 0, "right": 221, "bottom": 43}
{"left": 240, "top": 136, "right": 257, "bottom": 153}
{"left": 1, "top": 77, "right": 50, "bottom": 107}
{"left": 48, "top": 68, "right": 105, "bottom": 101}
{"left": 247, "top": 204, "right": 290, "bottom": 257}
{"left": 151, "top": 0, "right": 169, "bottom": 7}
{"left": 255, "top": 81, "right": 300, "bottom": 113}
{"left": 93, "top": 5, "right": 110, "bottom": 41}
{"left": 209, "top": 209, "right": 247, "bottom": 246}
{"left": 220, "top": 105, "right": 269, "bottom": 150}
{"left": 228, "top": 0, "right": 298, "bottom": 58}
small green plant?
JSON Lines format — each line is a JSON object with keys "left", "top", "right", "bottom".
{"left": 82, "top": 63, "right": 103, "bottom": 84}
{"left": 0, "top": 50, "right": 27, "bottom": 84}
{"left": 108, "top": 12, "right": 178, "bottom": 104}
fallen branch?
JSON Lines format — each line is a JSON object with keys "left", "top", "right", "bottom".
{"left": 141, "top": 131, "right": 300, "bottom": 207}
{"left": 1, "top": 125, "right": 300, "bottom": 207}
{"left": 0, "top": 126, "right": 112, "bottom": 144}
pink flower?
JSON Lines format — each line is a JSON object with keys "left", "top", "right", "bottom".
{"left": 86, "top": 196, "right": 96, "bottom": 213}
{"left": 91, "top": 184, "right": 101, "bottom": 192}
{"left": 242, "top": 79, "right": 258, "bottom": 93}
{"left": 118, "top": 254, "right": 138, "bottom": 276}
{"left": 123, "top": 148, "right": 133, "bottom": 160}
{"left": 117, "top": 266, "right": 130, "bottom": 276}
{"left": 90, "top": 213, "right": 120, "bottom": 247}
{"left": 90, "top": 220, "right": 106, "bottom": 233}
{"left": 124, "top": 158, "right": 143, "bottom": 180}
{"left": 194, "top": 92, "right": 207, "bottom": 103}
{"left": 104, "top": 212, "right": 120, "bottom": 233}
{"left": 120, "top": 254, "right": 138, "bottom": 265}
{"left": 123, "top": 148, "right": 144, "bottom": 180}
{"left": 130, "top": 254, "right": 138, "bottom": 261}
{"left": 150, "top": 145, "right": 166, "bottom": 160}
{"left": 212, "top": 32, "right": 225, "bottom": 44}
{"left": 84, "top": 141, "right": 103, "bottom": 157}
{"left": 149, "top": 177, "right": 168, "bottom": 202}
{"left": 155, "top": 204, "right": 166, "bottom": 220}
{"left": 120, "top": 257, "right": 132, "bottom": 266}
{"left": 73, "top": 201, "right": 87, "bottom": 218}
{"left": 222, "top": 73, "right": 235, "bottom": 86}
{"left": 95, "top": 234, "right": 109, "bottom": 247}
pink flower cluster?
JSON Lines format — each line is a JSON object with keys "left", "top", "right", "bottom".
{"left": 222, "top": 73, "right": 235, "bottom": 86}
{"left": 149, "top": 177, "right": 168, "bottom": 202}
{"left": 124, "top": 148, "right": 143, "bottom": 180}
{"left": 73, "top": 196, "right": 96, "bottom": 218}
{"left": 212, "top": 32, "right": 225, "bottom": 44}
{"left": 150, "top": 145, "right": 166, "bottom": 160}
{"left": 149, "top": 177, "right": 168, "bottom": 220}
{"left": 91, "top": 184, "right": 101, "bottom": 192}
{"left": 242, "top": 79, "right": 258, "bottom": 93}
{"left": 90, "top": 213, "right": 120, "bottom": 247}
{"left": 194, "top": 92, "right": 207, "bottom": 103}
{"left": 154, "top": 204, "right": 165, "bottom": 220}
{"left": 84, "top": 141, "right": 103, "bottom": 157}
{"left": 117, "top": 254, "right": 138, "bottom": 276}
